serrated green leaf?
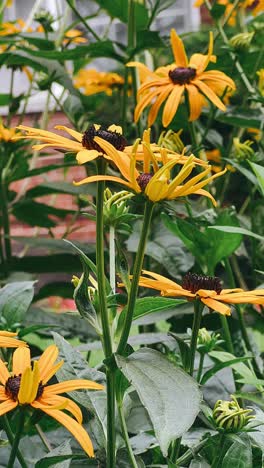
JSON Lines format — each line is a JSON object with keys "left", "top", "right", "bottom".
{"left": 116, "top": 348, "right": 201, "bottom": 456}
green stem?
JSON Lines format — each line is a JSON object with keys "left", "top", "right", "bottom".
{"left": 95, "top": 159, "right": 115, "bottom": 468}
{"left": 224, "top": 257, "right": 262, "bottom": 377}
{"left": 7, "top": 410, "right": 26, "bottom": 468}
{"left": 117, "top": 201, "right": 154, "bottom": 355}
{"left": 1, "top": 176, "right": 11, "bottom": 265}
{"left": 7, "top": 69, "right": 14, "bottom": 127}
{"left": 117, "top": 399, "right": 138, "bottom": 468}
{"left": 2, "top": 415, "right": 27, "bottom": 468}
{"left": 189, "top": 300, "right": 203, "bottom": 376}
{"left": 109, "top": 225, "right": 116, "bottom": 294}
{"left": 211, "top": 433, "right": 225, "bottom": 468}
{"left": 65, "top": 0, "right": 101, "bottom": 41}
{"left": 35, "top": 423, "right": 52, "bottom": 451}
{"left": 197, "top": 352, "right": 205, "bottom": 383}
{"left": 220, "top": 315, "right": 234, "bottom": 354}
{"left": 176, "top": 438, "right": 208, "bottom": 466}
{"left": 170, "top": 437, "right": 181, "bottom": 464}
{"left": 121, "top": 67, "right": 129, "bottom": 133}
{"left": 188, "top": 120, "right": 199, "bottom": 152}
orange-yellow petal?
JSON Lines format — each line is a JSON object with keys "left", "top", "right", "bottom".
{"left": 148, "top": 84, "right": 173, "bottom": 126}
{"left": 74, "top": 175, "right": 133, "bottom": 189}
{"left": 200, "top": 296, "right": 231, "bottom": 315}
{"left": 194, "top": 80, "right": 226, "bottom": 111}
{"left": 12, "top": 347, "right": 31, "bottom": 375}
{"left": 0, "top": 399, "right": 18, "bottom": 416}
{"left": 162, "top": 85, "right": 185, "bottom": 127}
{"left": 44, "top": 379, "right": 104, "bottom": 394}
{"left": 38, "top": 345, "right": 59, "bottom": 382}
{"left": 36, "top": 394, "right": 83, "bottom": 423}
{"left": 40, "top": 408, "right": 94, "bottom": 457}
{"left": 0, "top": 360, "right": 10, "bottom": 385}
{"left": 170, "top": 29, "right": 188, "bottom": 67}
{"left": 185, "top": 84, "right": 205, "bottom": 121}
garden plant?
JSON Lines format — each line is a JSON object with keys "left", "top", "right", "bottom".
{"left": 0, "top": 0, "right": 264, "bottom": 466}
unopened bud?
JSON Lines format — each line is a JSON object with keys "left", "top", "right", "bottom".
{"left": 229, "top": 32, "right": 254, "bottom": 51}
{"left": 158, "top": 129, "right": 185, "bottom": 154}
{"left": 213, "top": 396, "right": 254, "bottom": 432}
{"left": 233, "top": 137, "right": 255, "bottom": 161}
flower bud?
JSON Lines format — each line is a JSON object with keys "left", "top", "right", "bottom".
{"left": 229, "top": 32, "right": 254, "bottom": 51}
{"left": 233, "top": 137, "right": 255, "bottom": 161}
{"left": 158, "top": 129, "right": 185, "bottom": 154}
{"left": 257, "top": 69, "right": 264, "bottom": 96}
{"left": 197, "top": 328, "right": 222, "bottom": 353}
{"left": 103, "top": 188, "right": 134, "bottom": 230}
{"left": 213, "top": 396, "right": 254, "bottom": 432}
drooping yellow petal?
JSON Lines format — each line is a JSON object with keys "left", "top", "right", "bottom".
{"left": 74, "top": 175, "right": 132, "bottom": 189}
{"left": 0, "top": 336, "right": 27, "bottom": 348}
{"left": 42, "top": 362, "right": 64, "bottom": 385}
{"left": 0, "top": 399, "right": 18, "bottom": 416}
{"left": 126, "top": 61, "right": 158, "bottom": 81}
{"left": 37, "top": 394, "right": 83, "bottom": 423}
{"left": 162, "top": 85, "right": 185, "bottom": 127}
{"left": 200, "top": 296, "right": 231, "bottom": 316}
{"left": 13, "top": 347, "right": 31, "bottom": 375}
{"left": 76, "top": 150, "right": 100, "bottom": 164}
{"left": 40, "top": 408, "right": 94, "bottom": 457}
{"left": 194, "top": 80, "right": 226, "bottom": 111}
{"left": 148, "top": 84, "right": 173, "bottom": 126}
{"left": 93, "top": 136, "right": 134, "bottom": 180}
{"left": 134, "top": 88, "right": 161, "bottom": 123}
{"left": 170, "top": 29, "right": 188, "bottom": 67}
{"left": 186, "top": 84, "right": 205, "bottom": 121}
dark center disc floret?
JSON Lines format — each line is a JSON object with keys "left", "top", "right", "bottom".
{"left": 82, "top": 124, "right": 127, "bottom": 153}
{"left": 5, "top": 375, "right": 44, "bottom": 401}
{"left": 137, "top": 173, "right": 153, "bottom": 191}
{"left": 169, "top": 67, "right": 196, "bottom": 85}
{"left": 247, "top": 0, "right": 259, "bottom": 10}
{"left": 182, "top": 272, "right": 222, "bottom": 295}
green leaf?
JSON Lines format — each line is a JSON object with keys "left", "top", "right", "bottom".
{"left": 12, "top": 199, "right": 74, "bottom": 228}
{"left": 0, "top": 281, "right": 35, "bottom": 324}
{"left": 26, "top": 181, "right": 96, "bottom": 198}
{"left": 208, "top": 225, "right": 264, "bottom": 242}
{"left": 248, "top": 161, "right": 264, "bottom": 196}
{"left": 115, "top": 348, "right": 201, "bottom": 456}
{"left": 190, "top": 458, "right": 210, "bottom": 468}
{"left": 208, "top": 351, "right": 254, "bottom": 381}
{"left": 224, "top": 159, "right": 257, "bottom": 185}
{"left": 200, "top": 356, "right": 252, "bottom": 385}
{"left": 168, "top": 332, "right": 190, "bottom": 370}
{"left": 221, "top": 434, "right": 252, "bottom": 468}
{"left": 216, "top": 107, "right": 264, "bottom": 129}
{"left": 35, "top": 440, "right": 73, "bottom": 468}
{"left": 73, "top": 261, "right": 100, "bottom": 331}
{"left": 93, "top": 0, "right": 149, "bottom": 30}
{"left": 134, "top": 30, "right": 165, "bottom": 54}
{"left": 210, "top": 3, "right": 226, "bottom": 19}
{"left": 11, "top": 237, "right": 95, "bottom": 254}
{"left": 115, "top": 297, "right": 185, "bottom": 339}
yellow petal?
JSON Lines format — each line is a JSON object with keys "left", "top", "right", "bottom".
{"left": 170, "top": 29, "right": 188, "bottom": 67}
{"left": 0, "top": 336, "right": 27, "bottom": 348}
{"left": 54, "top": 125, "right": 83, "bottom": 142}
{"left": 0, "top": 387, "right": 8, "bottom": 400}
{"left": 148, "top": 84, "right": 173, "bottom": 126}
{"left": 135, "top": 88, "right": 161, "bottom": 123}
{"left": 38, "top": 345, "right": 59, "bottom": 382}
{"left": 36, "top": 394, "right": 83, "bottom": 423}
{"left": 18, "top": 367, "right": 33, "bottom": 404}
{"left": 13, "top": 347, "right": 31, "bottom": 375}
{"left": 0, "top": 399, "right": 18, "bottom": 416}
{"left": 194, "top": 80, "right": 226, "bottom": 111}
{"left": 0, "top": 360, "right": 10, "bottom": 385}
{"left": 74, "top": 175, "right": 132, "bottom": 189}
{"left": 40, "top": 408, "right": 94, "bottom": 457}
{"left": 162, "top": 85, "right": 185, "bottom": 127}
{"left": 45, "top": 380, "right": 104, "bottom": 394}
{"left": 76, "top": 150, "right": 99, "bottom": 164}
{"left": 186, "top": 84, "right": 205, "bottom": 121}
{"left": 200, "top": 297, "right": 231, "bottom": 316}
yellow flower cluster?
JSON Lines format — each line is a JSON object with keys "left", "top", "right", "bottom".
{"left": 74, "top": 68, "right": 124, "bottom": 96}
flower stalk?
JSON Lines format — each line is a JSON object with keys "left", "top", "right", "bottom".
{"left": 7, "top": 410, "right": 26, "bottom": 468}
{"left": 117, "top": 200, "right": 154, "bottom": 355}
{"left": 189, "top": 300, "right": 204, "bottom": 376}
{"left": 2, "top": 415, "right": 27, "bottom": 468}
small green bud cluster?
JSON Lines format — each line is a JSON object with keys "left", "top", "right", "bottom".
{"left": 229, "top": 32, "right": 254, "bottom": 51}
{"left": 197, "top": 328, "right": 222, "bottom": 353}
{"left": 103, "top": 188, "right": 135, "bottom": 231}
{"left": 158, "top": 129, "right": 185, "bottom": 154}
{"left": 232, "top": 137, "right": 255, "bottom": 161}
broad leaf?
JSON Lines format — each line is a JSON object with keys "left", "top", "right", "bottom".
{"left": 248, "top": 161, "right": 264, "bottom": 196}
{"left": 208, "top": 225, "right": 264, "bottom": 242}
{"left": 116, "top": 348, "right": 201, "bottom": 456}
{"left": 216, "top": 107, "right": 264, "bottom": 129}
{"left": 221, "top": 434, "right": 252, "bottom": 468}
{"left": 0, "top": 281, "right": 35, "bottom": 324}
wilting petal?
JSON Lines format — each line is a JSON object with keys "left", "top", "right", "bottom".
{"left": 200, "top": 296, "right": 231, "bottom": 316}
{"left": 162, "top": 85, "right": 184, "bottom": 127}
{"left": 38, "top": 394, "right": 83, "bottom": 423}
{"left": 41, "top": 408, "right": 94, "bottom": 457}
{"left": 76, "top": 149, "right": 99, "bottom": 164}
{"left": 74, "top": 174, "right": 132, "bottom": 189}
{"left": 170, "top": 29, "right": 188, "bottom": 67}
{"left": 0, "top": 399, "right": 17, "bottom": 416}
{"left": 13, "top": 347, "right": 30, "bottom": 375}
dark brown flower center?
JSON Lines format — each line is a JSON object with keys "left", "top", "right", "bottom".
{"left": 247, "top": 0, "right": 259, "bottom": 10}
{"left": 169, "top": 67, "right": 196, "bottom": 85}
{"left": 182, "top": 272, "right": 222, "bottom": 294}
{"left": 137, "top": 173, "right": 153, "bottom": 191}
{"left": 82, "top": 124, "right": 127, "bottom": 153}
{"left": 5, "top": 375, "right": 44, "bottom": 401}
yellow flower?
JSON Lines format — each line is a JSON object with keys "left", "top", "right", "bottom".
{"left": 136, "top": 270, "right": 264, "bottom": 316}
{"left": 0, "top": 123, "right": 18, "bottom": 142}
{"left": 0, "top": 331, "right": 26, "bottom": 348}
{"left": 0, "top": 345, "right": 104, "bottom": 457}
{"left": 64, "top": 29, "right": 88, "bottom": 45}
{"left": 75, "top": 130, "right": 226, "bottom": 205}
{"left": 13, "top": 123, "right": 131, "bottom": 174}
{"left": 194, "top": 0, "right": 263, "bottom": 19}
{"left": 74, "top": 69, "right": 124, "bottom": 96}
{"left": 206, "top": 148, "right": 235, "bottom": 173}
{"left": 128, "top": 29, "right": 235, "bottom": 127}
{"left": 245, "top": 0, "right": 264, "bottom": 15}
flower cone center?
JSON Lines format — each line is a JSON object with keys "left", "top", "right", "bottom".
{"left": 247, "top": 0, "right": 259, "bottom": 10}
{"left": 5, "top": 375, "right": 44, "bottom": 401}
{"left": 169, "top": 67, "right": 196, "bottom": 85}
{"left": 137, "top": 173, "right": 153, "bottom": 191}
{"left": 182, "top": 272, "right": 222, "bottom": 294}
{"left": 82, "top": 124, "right": 127, "bottom": 152}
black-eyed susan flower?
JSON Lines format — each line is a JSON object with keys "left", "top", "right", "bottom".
{"left": 0, "top": 331, "right": 26, "bottom": 348}
{"left": 128, "top": 29, "right": 235, "bottom": 127}
{"left": 74, "top": 69, "right": 124, "bottom": 96}
{"left": 136, "top": 270, "right": 264, "bottom": 316}
{"left": 74, "top": 133, "right": 226, "bottom": 205}
{"left": 0, "top": 345, "right": 104, "bottom": 457}
{"left": 63, "top": 29, "right": 87, "bottom": 45}
{"left": 13, "top": 123, "right": 131, "bottom": 174}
